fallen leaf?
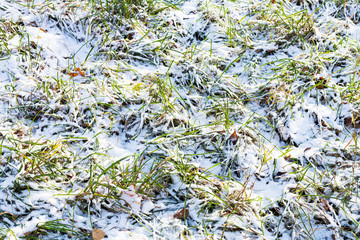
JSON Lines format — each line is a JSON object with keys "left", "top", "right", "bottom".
{"left": 284, "top": 154, "right": 291, "bottom": 161}
{"left": 335, "top": 129, "right": 341, "bottom": 136}
{"left": 304, "top": 147, "right": 311, "bottom": 152}
{"left": 344, "top": 117, "right": 352, "bottom": 126}
{"left": 127, "top": 32, "right": 135, "bottom": 40}
{"left": 229, "top": 130, "right": 238, "bottom": 144}
{"left": 68, "top": 72, "right": 78, "bottom": 77}
{"left": 92, "top": 228, "right": 105, "bottom": 240}
{"left": 76, "top": 67, "right": 85, "bottom": 77}
{"left": 314, "top": 76, "right": 328, "bottom": 89}
{"left": 320, "top": 199, "right": 330, "bottom": 211}
{"left": 173, "top": 208, "right": 189, "bottom": 219}
{"left": 344, "top": 116, "right": 360, "bottom": 128}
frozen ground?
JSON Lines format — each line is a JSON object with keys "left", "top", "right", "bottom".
{"left": 0, "top": 0, "right": 360, "bottom": 239}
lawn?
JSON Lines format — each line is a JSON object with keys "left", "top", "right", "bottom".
{"left": 1, "top": 0, "right": 360, "bottom": 239}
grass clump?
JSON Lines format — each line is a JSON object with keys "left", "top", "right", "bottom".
{"left": 2, "top": 0, "right": 360, "bottom": 239}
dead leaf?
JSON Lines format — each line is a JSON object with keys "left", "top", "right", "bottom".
{"left": 14, "top": 130, "right": 24, "bottom": 137}
{"left": 92, "top": 228, "right": 105, "bottom": 240}
{"left": 173, "top": 208, "right": 189, "bottom": 219}
{"left": 229, "top": 130, "right": 239, "bottom": 144}
{"left": 76, "top": 67, "right": 85, "bottom": 77}
{"left": 344, "top": 116, "right": 360, "bottom": 128}
{"left": 68, "top": 72, "right": 78, "bottom": 77}
{"left": 284, "top": 154, "right": 291, "bottom": 161}
{"left": 127, "top": 32, "right": 135, "bottom": 40}
{"left": 314, "top": 76, "right": 328, "bottom": 89}
{"left": 344, "top": 117, "right": 352, "bottom": 126}
{"left": 320, "top": 198, "right": 330, "bottom": 211}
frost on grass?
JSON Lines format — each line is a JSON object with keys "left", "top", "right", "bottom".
{"left": 1, "top": 0, "right": 360, "bottom": 239}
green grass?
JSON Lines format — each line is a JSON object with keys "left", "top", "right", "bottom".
{"left": 1, "top": 0, "right": 360, "bottom": 239}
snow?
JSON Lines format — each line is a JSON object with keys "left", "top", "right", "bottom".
{"left": 1, "top": 0, "right": 360, "bottom": 239}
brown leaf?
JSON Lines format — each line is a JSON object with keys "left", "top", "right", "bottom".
{"left": 14, "top": 130, "right": 24, "bottom": 137}
{"left": 344, "top": 117, "right": 352, "bottom": 126}
{"left": 173, "top": 208, "right": 189, "bottom": 219}
{"left": 344, "top": 116, "right": 360, "bottom": 128}
{"left": 314, "top": 76, "right": 328, "bottom": 89}
{"left": 284, "top": 154, "right": 291, "bottom": 161}
{"left": 127, "top": 32, "right": 135, "bottom": 40}
{"left": 229, "top": 130, "right": 239, "bottom": 144}
{"left": 92, "top": 228, "right": 105, "bottom": 240}
{"left": 68, "top": 72, "right": 78, "bottom": 77}
{"left": 76, "top": 67, "right": 85, "bottom": 77}
{"left": 320, "top": 198, "right": 330, "bottom": 211}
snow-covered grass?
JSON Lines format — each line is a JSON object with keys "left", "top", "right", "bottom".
{"left": 1, "top": 0, "right": 360, "bottom": 239}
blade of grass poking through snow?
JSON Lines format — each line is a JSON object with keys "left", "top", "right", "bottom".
{"left": 2, "top": 0, "right": 360, "bottom": 239}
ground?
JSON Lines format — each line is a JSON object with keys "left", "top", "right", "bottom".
{"left": 1, "top": 0, "right": 360, "bottom": 239}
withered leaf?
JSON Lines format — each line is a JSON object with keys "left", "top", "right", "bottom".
{"left": 229, "top": 130, "right": 239, "bottom": 144}
{"left": 173, "top": 208, "right": 189, "bottom": 219}
{"left": 344, "top": 116, "right": 360, "bottom": 128}
{"left": 68, "top": 72, "right": 78, "bottom": 77}
{"left": 320, "top": 198, "right": 330, "bottom": 211}
{"left": 76, "top": 67, "right": 85, "bottom": 77}
{"left": 92, "top": 228, "right": 105, "bottom": 240}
